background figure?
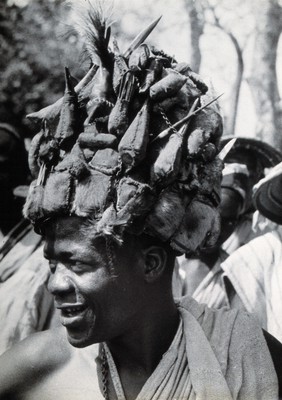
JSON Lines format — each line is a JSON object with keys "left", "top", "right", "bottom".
{"left": 0, "top": 123, "right": 56, "bottom": 355}
{"left": 0, "top": 244, "right": 53, "bottom": 355}
{"left": 0, "top": 123, "right": 29, "bottom": 237}
{"left": 220, "top": 161, "right": 282, "bottom": 342}
{"left": 220, "top": 136, "right": 282, "bottom": 253}
{"left": 173, "top": 137, "right": 282, "bottom": 304}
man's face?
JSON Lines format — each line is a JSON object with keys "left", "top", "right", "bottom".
{"left": 218, "top": 187, "right": 243, "bottom": 245}
{"left": 44, "top": 217, "right": 146, "bottom": 347}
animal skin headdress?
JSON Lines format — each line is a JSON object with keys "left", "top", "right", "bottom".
{"left": 24, "top": 0, "right": 224, "bottom": 255}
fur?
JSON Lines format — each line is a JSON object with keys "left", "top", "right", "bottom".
{"left": 68, "top": 0, "right": 114, "bottom": 69}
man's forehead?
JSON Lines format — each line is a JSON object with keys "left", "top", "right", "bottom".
{"left": 43, "top": 217, "right": 107, "bottom": 258}
{"left": 43, "top": 217, "right": 100, "bottom": 249}
{"left": 44, "top": 216, "right": 92, "bottom": 236}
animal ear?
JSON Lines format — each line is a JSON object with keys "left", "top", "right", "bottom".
{"left": 143, "top": 246, "right": 167, "bottom": 283}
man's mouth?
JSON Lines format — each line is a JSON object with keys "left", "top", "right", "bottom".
{"left": 60, "top": 305, "right": 86, "bottom": 318}
{"left": 56, "top": 304, "right": 88, "bottom": 319}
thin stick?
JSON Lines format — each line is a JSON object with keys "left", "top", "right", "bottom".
{"left": 123, "top": 16, "right": 162, "bottom": 58}
{"left": 151, "top": 98, "right": 199, "bottom": 144}
{"left": 152, "top": 93, "right": 223, "bottom": 143}
{"left": 36, "top": 163, "right": 46, "bottom": 186}
{"left": 218, "top": 138, "right": 237, "bottom": 160}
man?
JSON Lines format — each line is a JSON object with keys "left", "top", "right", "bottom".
{"left": 174, "top": 137, "right": 282, "bottom": 304}
{"left": 0, "top": 123, "right": 30, "bottom": 238}
{"left": 220, "top": 136, "right": 281, "bottom": 254}
{"left": 0, "top": 2, "right": 278, "bottom": 399}
{"left": 220, "top": 161, "right": 282, "bottom": 341}
{"left": 0, "top": 123, "right": 53, "bottom": 355}
{"left": 0, "top": 218, "right": 278, "bottom": 399}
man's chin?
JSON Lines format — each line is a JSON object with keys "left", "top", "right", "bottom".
{"left": 66, "top": 328, "right": 95, "bottom": 348}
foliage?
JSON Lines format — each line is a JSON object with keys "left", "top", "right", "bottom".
{"left": 1, "top": 0, "right": 282, "bottom": 149}
{"left": 0, "top": 0, "right": 87, "bottom": 137}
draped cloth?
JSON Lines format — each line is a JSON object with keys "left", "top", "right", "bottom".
{"left": 173, "top": 214, "right": 280, "bottom": 310}
{"left": 0, "top": 245, "right": 53, "bottom": 355}
{"left": 221, "top": 225, "right": 282, "bottom": 342}
{"left": 187, "top": 260, "right": 227, "bottom": 308}
{"left": 103, "top": 320, "right": 192, "bottom": 400}
{"left": 0, "top": 222, "right": 59, "bottom": 355}
{"left": 94, "top": 297, "right": 278, "bottom": 400}
{"left": 0, "top": 221, "right": 42, "bottom": 282}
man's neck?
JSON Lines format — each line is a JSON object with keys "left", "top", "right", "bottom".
{"left": 105, "top": 296, "right": 179, "bottom": 400}
{"left": 107, "top": 296, "right": 179, "bottom": 374}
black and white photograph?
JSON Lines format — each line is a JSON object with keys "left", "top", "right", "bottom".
{"left": 0, "top": 0, "right": 282, "bottom": 398}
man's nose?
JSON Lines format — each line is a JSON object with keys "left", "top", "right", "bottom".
{"left": 47, "top": 263, "right": 74, "bottom": 297}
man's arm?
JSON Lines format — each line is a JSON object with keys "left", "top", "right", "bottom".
{"left": 0, "top": 328, "right": 70, "bottom": 399}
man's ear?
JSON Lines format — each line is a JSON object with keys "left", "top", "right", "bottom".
{"left": 143, "top": 246, "right": 167, "bottom": 283}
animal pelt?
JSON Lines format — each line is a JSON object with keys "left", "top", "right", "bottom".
{"left": 189, "top": 107, "right": 223, "bottom": 148}
{"left": 23, "top": 182, "right": 45, "bottom": 222}
{"left": 145, "top": 187, "right": 192, "bottom": 241}
{"left": 170, "top": 199, "right": 220, "bottom": 254}
{"left": 96, "top": 182, "right": 155, "bottom": 241}
{"left": 96, "top": 204, "right": 120, "bottom": 240}
{"left": 72, "top": 170, "right": 113, "bottom": 218}
{"left": 43, "top": 171, "right": 73, "bottom": 215}
{"left": 24, "top": 171, "right": 74, "bottom": 223}
{"left": 89, "top": 148, "right": 119, "bottom": 174}
{"left": 55, "top": 144, "right": 89, "bottom": 179}
{"left": 79, "top": 132, "right": 117, "bottom": 149}
{"left": 68, "top": 0, "right": 114, "bottom": 70}
{"left": 27, "top": 65, "right": 98, "bottom": 127}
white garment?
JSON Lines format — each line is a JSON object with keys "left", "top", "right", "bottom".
{"left": 0, "top": 245, "right": 52, "bottom": 355}
{"left": 174, "top": 255, "right": 227, "bottom": 308}
{"left": 173, "top": 214, "right": 279, "bottom": 309}
{"left": 221, "top": 225, "right": 282, "bottom": 342}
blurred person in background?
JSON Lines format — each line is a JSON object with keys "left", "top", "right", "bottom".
{"left": 0, "top": 122, "right": 29, "bottom": 238}
{"left": 219, "top": 161, "right": 282, "bottom": 343}
{"left": 0, "top": 123, "right": 54, "bottom": 355}
{"left": 173, "top": 137, "right": 282, "bottom": 304}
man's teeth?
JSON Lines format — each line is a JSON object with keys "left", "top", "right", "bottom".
{"left": 62, "top": 306, "right": 85, "bottom": 317}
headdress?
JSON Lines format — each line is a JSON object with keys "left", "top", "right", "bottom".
{"left": 219, "top": 136, "right": 282, "bottom": 214}
{"left": 253, "top": 161, "right": 282, "bottom": 224}
{"left": 24, "top": 0, "right": 224, "bottom": 255}
{"left": 220, "top": 162, "right": 249, "bottom": 216}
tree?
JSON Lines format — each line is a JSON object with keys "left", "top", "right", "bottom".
{"left": 182, "top": 0, "right": 205, "bottom": 73}
{"left": 247, "top": 0, "right": 282, "bottom": 150}
{"left": 0, "top": 0, "right": 86, "bottom": 137}
{"left": 202, "top": 0, "right": 245, "bottom": 137}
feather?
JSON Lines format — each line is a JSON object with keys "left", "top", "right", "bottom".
{"left": 69, "top": 0, "right": 114, "bottom": 70}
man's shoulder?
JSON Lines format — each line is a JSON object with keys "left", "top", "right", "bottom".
{"left": 178, "top": 295, "right": 264, "bottom": 355}
{"left": 0, "top": 327, "right": 73, "bottom": 398}
{"left": 178, "top": 296, "right": 276, "bottom": 382}
{"left": 8, "top": 326, "right": 72, "bottom": 365}
{"left": 178, "top": 295, "right": 237, "bottom": 321}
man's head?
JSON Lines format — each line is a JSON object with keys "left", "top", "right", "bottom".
{"left": 220, "top": 136, "right": 282, "bottom": 215}
{"left": 253, "top": 161, "right": 282, "bottom": 225}
{"left": 43, "top": 216, "right": 176, "bottom": 347}
{"left": 209, "top": 137, "right": 282, "bottom": 250}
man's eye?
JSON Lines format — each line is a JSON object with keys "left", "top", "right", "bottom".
{"left": 71, "top": 263, "right": 89, "bottom": 273}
